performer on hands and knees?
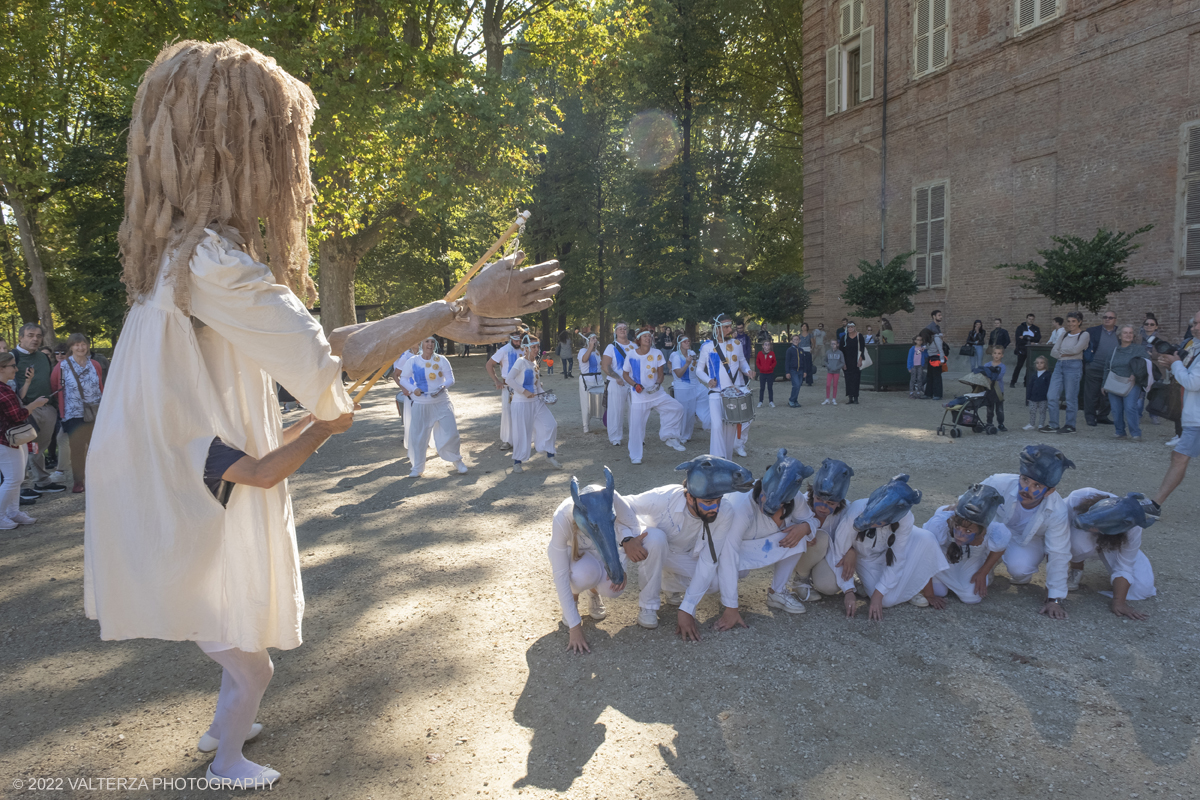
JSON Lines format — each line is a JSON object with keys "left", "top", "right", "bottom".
{"left": 791, "top": 458, "right": 856, "bottom": 602}
{"left": 578, "top": 333, "right": 603, "bottom": 434}
{"left": 925, "top": 484, "right": 1010, "bottom": 605}
{"left": 602, "top": 322, "right": 636, "bottom": 447}
{"left": 624, "top": 327, "right": 687, "bottom": 464}
{"left": 400, "top": 336, "right": 468, "bottom": 477}
{"left": 505, "top": 335, "right": 562, "bottom": 473}
{"left": 670, "top": 335, "right": 703, "bottom": 443}
{"left": 983, "top": 444, "right": 1076, "bottom": 619}
{"left": 1065, "top": 489, "right": 1156, "bottom": 620}
{"left": 486, "top": 330, "right": 524, "bottom": 452}
{"left": 697, "top": 315, "right": 754, "bottom": 459}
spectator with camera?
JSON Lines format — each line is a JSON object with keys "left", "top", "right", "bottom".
{"left": 1148, "top": 309, "right": 1200, "bottom": 516}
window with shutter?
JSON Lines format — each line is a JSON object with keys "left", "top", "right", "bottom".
{"left": 840, "top": 0, "right": 865, "bottom": 40}
{"left": 826, "top": 46, "right": 841, "bottom": 117}
{"left": 859, "top": 26, "right": 875, "bottom": 102}
{"left": 914, "top": 0, "right": 949, "bottom": 77}
{"left": 913, "top": 181, "right": 948, "bottom": 288}
{"left": 1016, "top": 0, "right": 1059, "bottom": 33}
{"left": 1184, "top": 125, "right": 1200, "bottom": 274}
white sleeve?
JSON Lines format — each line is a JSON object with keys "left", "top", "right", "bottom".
{"left": 441, "top": 356, "right": 456, "bottom": 389}
{"left": 504, "top": 360, "right": 523, "bottom": 392}
{"left": 400, "top": 360, "right": 417, "bottom": 392}
{"left": 696, "top": 345, "right": 714, "bottom": 384}
{"left": 548, "top": 507, "right": 582, "bottom": 629}
{"left": 826, "top": 513, "right": 860, "bottom": 593}
{"left": 985, "top": 522, "right": 1012, "bottom": 552}
{"left": 489, "top": 346, "right": 505, "bottom": 364}
{"left": 1109, "top": 527, "right": 1143, "bottom": 586}
{"left": 1042, "top": 501, "right": 1072, "bottom": 600}
{"left": 925, "top": 507, "right": 954, "bottom": 548}
{"left": 623, "top": 486, "right": 676, "bottom": 527}
{"left": 188, "top": 231, "right": 352, "bottom": 421}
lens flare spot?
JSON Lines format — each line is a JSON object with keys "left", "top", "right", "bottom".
{"left": 624, "top": 110, "right": 681, "bottom": 172}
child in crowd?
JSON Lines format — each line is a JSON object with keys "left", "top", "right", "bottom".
{"left": 975, "top": 345, "right": 1007, "bottom": 432}
{"left": 823, "top": 339, "right": 845, "bottom": 406}
{"left": 1023, "top": 355, "right": 1051, "bottom": 431}
{"left": 756, "top": 338, "right": 777, "bottom": 408}
{"left": 907, "top": 335, "right": 926, "bottom": 398}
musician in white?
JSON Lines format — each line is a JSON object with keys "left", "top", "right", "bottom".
{"left": 670, "top": 335, "right": 703, "bottom": 442}
{"left": 577, "top": 334, "right": 603, "bottom": 434}
{"left": 602, "top": 322, "right": 636, "bottom": 447}
{"left": 504, "top": 335, "right": 562, "bottom": 473}
{"left": 623, "top": 328, "right": 687, "bottom": 464}
{"left": 485, "top": 330, "right": 524, "bottom": 452}
{"left": 696, "top": 315, "right": 754, "bottom": 459}
{"left": 392, "top": 343, "right": 419, "bottom": 449}
{"left": 399, "top": 337, "right": 468, "bottom": 477}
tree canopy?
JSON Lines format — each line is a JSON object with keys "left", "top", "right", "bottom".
{"left": 840, "top": 252, "right": 919, "bottom": 319}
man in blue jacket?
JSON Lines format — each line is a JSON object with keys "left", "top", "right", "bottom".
{"left": 784, "top": 334, "right": 802, "bottom": 408}
{"left": 1083, "top": 312, "right": 1118, "bottom": 426}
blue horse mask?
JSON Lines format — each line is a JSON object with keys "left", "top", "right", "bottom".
{"left": 811, "top": 458, "right": 854, "bottom": 503}
{"left": 1072, "top": 492, "right": 1157, "bottom": 536}
{"left": 955, "top": 483, "right": 1004, "bottom": 528}
{"left": 675, "top": 455, "right": 753, "bottom": 500}
{"left": 854, "top": 474, "right": 922, "bottom": 531}
{"left": 758, "top": 448, "right": 815, "bottom": 515}
{"left": 570, "top": 467, "right": 626, "bottom": 586}
{"left": 1018, "top": 444, "right": 1075, "bottom": 489}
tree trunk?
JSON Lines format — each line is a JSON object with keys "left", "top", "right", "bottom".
{"left": 596, "top": 181, "right": 606, "bottom": 349}
{"left": 318, "top": 235, "right": 358, "bottom": 335}
{"left": 5, "top": 193, "right": 56, "bottom": 344}
{"left": 0, "top": 205, "right": 39, "bottom": 323}
{"left": 482, "top": 0, "right": 506, "bottom": 78}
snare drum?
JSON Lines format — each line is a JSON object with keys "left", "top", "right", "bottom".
{"left": 720, "top": 387, "right": 754, "bottom": 424}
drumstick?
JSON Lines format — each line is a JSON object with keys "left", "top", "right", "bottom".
{"left": 352, "top": 365, "right": 389, "bottom": 405}
{"left": 444, "top": 210, "right": 531, "bottom": 303}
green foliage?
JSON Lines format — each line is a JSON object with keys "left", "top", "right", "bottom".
{"left": 743, "top": 272, "right": 810, "bottom": 326}
{"left": 994, "top": 226, "right": 1157, "bottom": 314}
{"left": 840, "top": 252, "right": 919, "bottom": 318}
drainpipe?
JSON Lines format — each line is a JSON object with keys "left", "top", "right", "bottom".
{"left": 879, "top": 0, "right": 890, "bottom": 264}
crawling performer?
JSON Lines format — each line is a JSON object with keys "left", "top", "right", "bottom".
{"left": 924, "top": 484, "right": 1010, "bottom": 605}
{"left": 1065, "top": 490, "right": 1157, "bottom": 620}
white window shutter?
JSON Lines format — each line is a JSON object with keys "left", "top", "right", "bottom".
{"left": 1038, "top": 0, "right": 1057, "bottom": 23}
{"left": 915, "top": 0, "right": 931, "bottom": 75}
{"left": 859, "top": 26, "right": 875, "bottom": 101}
{"left": 853, "top": 0, "right": 864, "bottom": 32}
{"left": 932, "top": 0, "right": 949, "bottom": 69}
{"left": 915, "top": 256, "right": 928, "bottom": 288}
{"left": 929, "top": 254, "right": 944, "bottom": 287}
{"left": 1019, "top": 0, "right": 1035, "bottom": 29}
{"left": 841, "top": 3, "right": 852, "bottom": 38}
{"left": 1187, "top": 127, "right": 1200, "bottom": 272}
{"left": 914, "top": 187, "right": 930, "bottom": 286}
{"left": 826, "top": 46, "right": 841, "bottom": 116}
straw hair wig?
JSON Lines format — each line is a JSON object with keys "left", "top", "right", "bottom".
{"left": 120, "top": 40, "right": 319, "bottom": 313}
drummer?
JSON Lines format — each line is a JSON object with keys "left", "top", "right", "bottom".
{"left": 578, "top": 334, "right": 603, "bottom": 434}
{"left": 697, "top": 314, "right": 754, "bottom": 459}
{"left": 669, "top": 335, "right": 703, "bottom": 443}
{"left": 623, "top": 327, "right": 687, "bottom": 464}
{"left": 602, "top": 322, "right": 637, "bottom": 448}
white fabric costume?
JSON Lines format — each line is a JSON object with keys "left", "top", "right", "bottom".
{"left": 623, "top": 347, "right": 685, "bottom": 462}
{"left": 925, "top": 505, "right": 1012, "bottom": 603}
{"left": 84, "top": 229, "right": 353, "bottom": 651}
{"left": 982, "top": 473, "right": 1071, "bottom": 599}
{"left": 505, "top": 356, "right": 557, "bottom": 463}
{"left": 670, "top": 349, "right": 703, "bottom": 441}
{"left": 737, "top": 499, "right": 823, "bottom": 596}
{"left": 696, "top": 337, "right": 751, "bottom": 458}
{"left": 603, "top": 340, "right": 635, "bottom": 445}
{"left": 1065, "top": 488, "right": 1156, "bottom": 601}
{"left": 400, "top": 353, "right": 462, "bottom": 474}
{"left": 490, "top": 343, "right": 521, "bottom": 445}
{"left": 393, "top": 350, "right": 415, "bottom": 449}
{"left": 827, "top": 499, "right": 949, "bottom": 607}
{"left": 578, "top": 345, "right": 604, "bottom": 433}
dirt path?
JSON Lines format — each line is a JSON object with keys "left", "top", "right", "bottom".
{"left": 2, "top": 359, "right": 1197, "bottom": 799}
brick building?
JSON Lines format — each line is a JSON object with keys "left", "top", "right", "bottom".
{"left": 802, "top": 0, "right": 1200, "bottom": 344}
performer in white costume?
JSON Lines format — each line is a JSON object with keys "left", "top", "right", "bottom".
{"left": 86, "top": 40, "right": 562, "bottom": 791}
{"left": 1065, "top": 489, "right": 1156, "bottom": 619}
{"left": 827, "top": 475, "right": 949, "bottom": 620}
{"left": 669, "top": 335, "right": 703, "bottom": 442}
{"left": 624, "top": 328, "right": 687, "bottom": 463}
{"left": 602, "top": 322, "right": 636, "bottom": 446}
{"left": 486, "top": 330, "right": 524, "bottom": 451}
{"left": 549, "top": 467, "right": 664, "bottom": 652}
{"left": 577, "top": 333, "right": 603, "bottom": 433}
{"left": 696, "top": 315, "right": 753, "bottom": 459}
{"left": 393, "top": 344, "right": 419, "bottom": 449}
{"left": 505, "top": 335, "right": 562, "bottom": 473}
{"left": 924, "top": 484, "right": 1010, "bottom": 605}
{"left": 400, "top": 337, "right": 468, "bottom": 477}
{"left": 982, "top": 444, "right": 1075, "bottom": 620}
{"left": 792, "top": 458, "right": 855, "bottom": 601}
{"left": 621, "top": 455, "right": 755, "bottom": 638}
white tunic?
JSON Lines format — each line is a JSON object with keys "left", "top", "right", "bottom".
{"left": 548, "top": 497, "right": 639, "bottom": 628}
{"left": 84, "top": 229, "right": 353, "bottom": 651}
{"left": 623, "top": 348, "right": 669, "bottom": 400}
{"left": 400, "top": 354, "right": 456, "bottom": 402}
{"left": 982, "top": 473, "right": 1071, "bottom": 599}
{"left": 603, "top": 341, "right": 636, "bottom": 382}
{"left": 1065, "top": 488, "right": 1156, "bottom": 600}
{"left": 828, "top": 499, "right": 950, "bottom": 606}
{"left": 925, "top": 506, "right": 1012, "bottom": 603}
{"left": 696, "top": 339, "right": 750, "bottom": 389}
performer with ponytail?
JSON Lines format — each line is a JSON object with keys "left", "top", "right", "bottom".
{"left": 505, "top": 335, "right": 562, "bottom": 473}
{"left": 669, "top": 335, "right": 703, "bottom": 443}
{"left": 924, "top": 484, "right": 1010, "bottom": 605}
{"left": 1065, "top": 490, "right": 1157, "bottom": 620}
{"left": 400, "top": 336, "right": 468, "bottom": 477}
{"left": 602, "top": 322, "right": 637, "bottom": 447}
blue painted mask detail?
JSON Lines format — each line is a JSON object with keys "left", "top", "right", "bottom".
{"left": 675, "top": 455, "right": 754, "bottom": 501}
{"left": 854, "top": 474, "right": 922, "bottom": 530}
{"left": 759, "top": 448, "right": 816, "bottom": 515}
{"left": 812, "top": 458, "right": 854, "bottom": 502}
{"left": 1018, "top": 444, "right": 1075, "bottom": 489}
{"left": 570, "top": 467, "right": 626, "bottom": 586}
{"left": 955, "top": 483, "right": 1004, "bottom": 528}
{"left": 1072, "top": 492, "right": 1157, "bottom": 536}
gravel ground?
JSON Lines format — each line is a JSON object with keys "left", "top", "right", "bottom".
{"left": 1, "top": 358, "right": 1198, "bottom": 799}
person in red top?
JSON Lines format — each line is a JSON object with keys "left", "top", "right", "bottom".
{"left": 0, "top": 351, "right": 49, "bottom": 528}
{"left": 756, "top": 338, "right": 778, "bottom": 408}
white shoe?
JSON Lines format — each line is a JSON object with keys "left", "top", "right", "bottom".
{"left": 408, "top": 470, "right": 423, "bottom": 478}
{"left": 588, "top": 592, "right": 607, "bottom": 620}
{"left": 205, "top": 764, "right": 280, "bottom": 790}
{"left": 769, "top": 402, "right": 775, "bottom": 408}
{"left": 611, "top": 440, "right": 622, "bottom": 447}
{"left": 9, "top": 511, "right": 36, "bottom": 525}
{"left": 631, "top": 458, "right": 642, "bottom": 465}
{"left": 454, "top": 460, "right": 469, "bottom": 474}
{"left": 1022, "top": 424, "right": 1035, "bottom": 430}
{"left": 666, "top": 438, "right": 686, "bottom": 452}
{"left": 734, "top": 446, "right": 748, "bottom": 458}
{"left": 499, "top": 442, "right": 513, "bottom": 452}
{"left": 637, "top": 608, "right": 659, "bottom": 629}
{"left": 1066, "top": 568, "right": 1083, "bottom": 592}
{"left": 49, "top": 471, "right": 65, "bottom": 482}
{"left": 832, "top": 399, "right": 837, "bottom": 405}
{"left": 0, "top": 517, "right": 17, "bottom": 530}
{"left": 792, "top": 581, "right": 823, "bottom": 603}
{"left": 1166, "top": 436, "right": 1181, "bottom": 447}
{"left": 909, "top": 593, "right": 930, "bottom": 607}
{"left": 512, "top": 462, "right": 523, "bottom": 473}
{"left": 547, "top": 456, "right": 563, "bottom": 468}
{"left": 821, "top": 399, "right": 831, "bottom": 405}
{"left": 757, "top": 402, "right": 763, "bottom": 408}
{"left": 199, "top": 723, "right": 263, "bottom": 753}
{"left": 766, "top": 590, "right": 806, "bottom": 614}
{"left": 665, "top": 591, "right": 684, "bottom": 605}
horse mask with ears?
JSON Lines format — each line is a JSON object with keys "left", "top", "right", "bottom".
{"left": 1072, "top": 492, "right": 1157, "bottom": 536}
{"left": 570, "top": 467, "right": 626, "bottom": 586}
{"left": 758, "top": 448, "right": 815, "bottom": 515}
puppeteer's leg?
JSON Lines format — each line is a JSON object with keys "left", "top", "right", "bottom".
{"left": 199, "top": 644, "right": 278, "bottom": 785}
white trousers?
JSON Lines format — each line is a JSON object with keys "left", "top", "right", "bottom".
{"left": 395, "top": 393, "right": 412, "bottom": 450}
{"left": 498, "top": 388, "right": 513, "bottom": 445}
{"left": 579, "top": 375, "right": 604, "bottom": 432}
{"left": 1002, "top": 534, "right": 1049, "bottom": 584}
{"left": 673, "top": 382, "right": 700, "bottom": 441}
{"left": 0, "top": 443, "right": 26, "bottom": 519}
{"left": 573, "top": 528, "right": 670, "bottom": 611}
{"left": 858, "top": 527, "right": 949, "bottom": 607}
{"left": 606, "top": 382, "right": 631, "bottom": 444}
{"left": 511, "top": 400, "right": 557, "bottom": 462}
{"left": 932, "top": 569, "right": 992, "bottom": 604}
{"left": 407, "top": 396, "right": 462, "bottom": 474}
{"left": 568, "top": 552, "right": 628, "bottom": 599}
{"left": 628, "top": 392, "right": 685, "bottom": 461}
{"left": 1069, "top": 531, "right": 1156, "bottom": 601}
{"left": 637, "top": 532, "right": 721, "bottom": 608}
{"left": 737, "top": 529, "right": 817, "bottom": 594}
{"left": 706, "top": 392, "right": 746, "bottom": 458}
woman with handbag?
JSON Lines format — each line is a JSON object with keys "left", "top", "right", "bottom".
{"left": 0, "top": 352, "right": 48, "bottom": 527}
{"left": 50, "top": 333, "right": 104, "bottom": 493}
{"left": 1101, "top": 325, "right": 1151, "bottom": 441}
{"left": 842, "top": 322, "right": 865, "bottom": 404}
{"left": 965, "top": 320, "right": 986, "bottom": 370}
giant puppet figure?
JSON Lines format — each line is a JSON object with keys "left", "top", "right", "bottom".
{"left": 84, "top": 40, "right": 560, "bottom": 789}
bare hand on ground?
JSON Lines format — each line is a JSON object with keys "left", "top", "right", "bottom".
{"left": 1039, "top": 600, "right": 1068, "bottom": 620}
{"left": 971, "top": 568, "right": 989, "bottom": 598}
{"left": 464, "top": 251, "right": 562, "bottom": 318}
{"left": 677, "top": 611, "right": 701, "bottom": 641}
{"left": 714, "top": 607, "right": 747, "bottom": 632}
{"left": 843, "top": 591, "right": 857, "bottom": 618}
{"left": 868, "top": 591, "right": 884, "bottom": 621}
{"left": 567, "top": 625, "right": 590, "bottom": 653}
{"left": 1110, "top": 600, "right": 1148, "bottom": 620}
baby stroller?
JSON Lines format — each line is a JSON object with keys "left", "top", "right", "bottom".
{"left": 936, "top": 373, "right": 995, "bottom": 438}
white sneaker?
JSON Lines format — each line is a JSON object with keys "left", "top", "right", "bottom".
{"left": 821, "top": 399, "right": 831, "bottom": 405}
{"left": 769, "top": 402, "right": 775, "bottom": 408}
{"left": 832, "top": 399, "right": 837, "bottom": 405}
{"left": 1066, "top": 568, "right": 1083, "bottom": 592}
{"left": 665, "top": 592, "right": 684, "bottom": 605}
{"left": 512, "top": 462, "right": 523, "bottom": 473}
{"left": 199, "top": 722, "right": 262, "bottom": 753}
{"left": 1022, "top": 424, "right": 1035, "bottom": 430}
{"left": 734, "top": 446, "right": 748, "bottom": 457}
{"left": 909, "top": 593, "right": 930, "bottom": 607}
{"left": 588, "top": 592, "right": 607, "bottom": 620}
{"left": 1166, "top": 436, "right": 1181, "bottom": 447}
{"left": 408, "top": 470, "right": 423, "bottom": 478}
{"left": 637, "top": 608, "right": 659, "bottom": 629}
{"left": 757, "top": 402, "right": 763, "bottom": 408}
{"left": 611, "top": 440, "right": 622, "bottom": 447}
{"left": 49, "top": 471, "right": 65, "bottom": 482}
{"left": 206, "top": 764, "right": 280, "bottom": 790}
{"left": 0, "top": 517, "right": 17, "bottom": 530}
{"left": 631, "top": 458, "right": 642, "bottom": 465}
{"left": 792, "top": 581, "right": 823, "bottom": 602}
{"left": 9, "top": 511, "right": 36, "bottom": 525}
{"left": 499, "top": 441, "right": 513, "bottom": 452}
{"left": 766, "top": 590, "right": 806, "bottom": 614}
{"left": 546, "top": 456, "right": 563, "bottom": 469}
{"left": 666, "top": 438, "right": 686, "bottom": 452}
{"left": 454, "top": 460, "right": 469, "bottom": 474}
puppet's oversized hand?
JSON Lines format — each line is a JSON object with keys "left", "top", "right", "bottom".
{"left": 463, "top": 251, "right": 562, "bottom": 318}
{"left": 438, "top": 314, "right": 521, "bottom": 345}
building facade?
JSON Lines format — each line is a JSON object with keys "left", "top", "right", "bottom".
{"left": 802, "top": 0, "right": 1200, "bottom": 341}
